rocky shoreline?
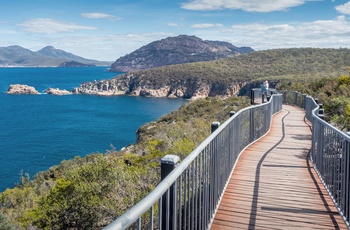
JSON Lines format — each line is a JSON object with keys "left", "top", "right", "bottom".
{"left": 6, "top": 75, "right": 250, "bottom": 99}
{"left": 71, "top": 74, "right": 248, "bottom": 99}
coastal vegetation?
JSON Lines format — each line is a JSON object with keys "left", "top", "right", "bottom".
{"left": 277, "top": 74, "right": 350, "bottom": 131}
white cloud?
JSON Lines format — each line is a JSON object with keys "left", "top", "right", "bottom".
{"left": 181, "top": 0, "right": 305, "bottom": 12}
{"left": 226, "top": 16, "right": 350, "bottom": 49}
{"left": 335, "top": 2, "right": 350, "bottom": 15}
{"left": 81, "top": 13, "right": 121, "bottom": 20}
{"left": 191, "top": 23, "right": 223, "bottom": 28}
{"left": 18, "top": 18, "right": 98, "bottom": 34}
{"left": 168, "top": 23, "right": 180, "bottom": 27}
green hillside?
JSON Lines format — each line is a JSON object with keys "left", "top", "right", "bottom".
{"left": 121, "top": 48, "right": 350, "bottom": 85}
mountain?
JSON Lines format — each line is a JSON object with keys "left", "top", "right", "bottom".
{"left": 0, "top": 45, "right": 110, "bottom": 67}
{"left": 109, "top": 35, "right": 254, "bottom": 72}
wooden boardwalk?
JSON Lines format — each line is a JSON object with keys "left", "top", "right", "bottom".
{"left": 211, "top": 105, "right": 347, "bottom": 229}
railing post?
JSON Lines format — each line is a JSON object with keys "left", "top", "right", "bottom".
{"left": 318, "top": 103, "right": 325, "bottom": 120}
{"left": 250, "top": 109, "right": 255, "bottom": 142}
{"left": 161, "top": 155, "right": 180, "bottom": 230}
{"left": 211, "top": 122, "right": 220, "bottom": 133}
{"left": 343, "top": 139, "right": 350, "bottom": 223}
{"left": 303, "top": 94, "right": 307, "bottom": 110}
{"left": 251, "top": 89, "right": 255, "bottom": 105}
{"left": 267, "top": 95, "right": 271, "bottom": 102}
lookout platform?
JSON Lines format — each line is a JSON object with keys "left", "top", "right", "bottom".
{"left": 211, "top": 105, "right": 347, "bottom": 229}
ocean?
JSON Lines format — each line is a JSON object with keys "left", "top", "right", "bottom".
{"left": 0, "top": 67, "right": 185, "bottom": 191}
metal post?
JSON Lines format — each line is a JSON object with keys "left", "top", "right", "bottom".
{"left": 318, "top": 108, "right": 325, "bottom": 120}
{"left": 303, "top": 94, "right": 307, "bottom": 109}
{"left": 250, "top": 109, "right": 255, "bottom": 142}
{"left": 250, "top": 89, "right": 255, "bottom": 105}
{"left": 211, "top": 122, "right": 220, "bottom": 133}
{"left": 230, "top": 111, "right": 236, "bottom": 117}
{"left": 161, "top": 155, "right": 180, "bottom": 230}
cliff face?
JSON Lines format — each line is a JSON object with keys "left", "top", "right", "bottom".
{"left": 73, "top": 74, "right": 246, "bottom": 99}
{"left": 109, "top": 35, "right": 254, "bottom": 72}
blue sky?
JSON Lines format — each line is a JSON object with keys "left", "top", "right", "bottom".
{"left": 1, "top": 0, "right": 350, "bottom": 61}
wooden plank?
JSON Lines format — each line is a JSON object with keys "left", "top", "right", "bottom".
{"left": 211, "top": 105, "right": 347, "bottom": 229}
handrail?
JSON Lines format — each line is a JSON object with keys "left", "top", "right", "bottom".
{"left": 104, "top": 93, "right": 283, "bottom": 229}
{"left": 282, "top": 91, "right": 350, "bottom": 228}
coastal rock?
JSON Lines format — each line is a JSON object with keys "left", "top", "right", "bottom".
{"left": 7, "top": 84, "right": 39, "bottom": 94}
{"left": 45, "top": 88, "right": 72, "bottom": 95}
{"left": 72, "top": 78, "right": 128, "bottom": 96}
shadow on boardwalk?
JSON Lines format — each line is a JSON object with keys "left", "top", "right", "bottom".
{"left": 211, "top": 105, "right": 347, "bottom": 230}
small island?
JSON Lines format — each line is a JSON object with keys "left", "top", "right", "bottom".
{"left": 58, "top": 61, "right": 96, "bottom": 67}
{"left": 7, "top": 84, "right": 40, "bottom": 94}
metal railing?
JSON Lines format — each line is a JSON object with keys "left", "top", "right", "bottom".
{"left": 104, "top": 93, "right": 283, "bottom": 230}
{"left": 282, "top": 91, "right": 350, "bottom": 228}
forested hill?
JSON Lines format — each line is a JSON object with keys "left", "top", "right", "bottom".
{"left": 75, "top": 48, "right": 350, "bottom": 98}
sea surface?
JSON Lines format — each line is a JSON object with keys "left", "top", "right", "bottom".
{"left": 0, "top": 67, "right": 185, "bottom": 191}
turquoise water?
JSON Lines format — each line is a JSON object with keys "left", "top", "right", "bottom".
{"left": 0, "top": 67, "right": 185, "bottom": 191}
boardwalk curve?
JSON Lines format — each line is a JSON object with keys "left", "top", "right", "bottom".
{"left": 211, "top": 105, "right": 347, "bottom": 229}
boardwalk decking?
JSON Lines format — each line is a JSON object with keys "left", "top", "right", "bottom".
{"left": 211, "top": 105, "right": 347, "bottom": 229}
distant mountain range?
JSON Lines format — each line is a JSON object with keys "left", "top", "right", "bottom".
{"left": 109, "top": 35, "right": 254, "bottom": 72}
{"left": 0, "top": 45, "right": 111, "bottom": 67}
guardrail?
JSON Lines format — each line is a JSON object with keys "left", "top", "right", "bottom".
{"left": 104, "top": 93, "right": 283, "bottom": 229}
{"left": 282, "top": 91, "right": 350, "bottom": 228}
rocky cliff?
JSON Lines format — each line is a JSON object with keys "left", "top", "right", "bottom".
{"left": 73, "top": 74, "right": 247, "bottom": 99}
{"left": 109, "top": 35, "right": 254, "bottom": 72}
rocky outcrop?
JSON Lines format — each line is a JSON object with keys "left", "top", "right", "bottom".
{"left": 45, "top": 88, "right": 72, "bottom": 95}
{"left": 7, "top": 84, "right": 40, "bottom": 94}
{"left": 109, "top": 35, "right": 254, "bottom": 72}
{"left": 73, "top": 74, "right": 247, "bottom": 99}
{"left": 72, "top": 78, "right": 129, "bottom": 96}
